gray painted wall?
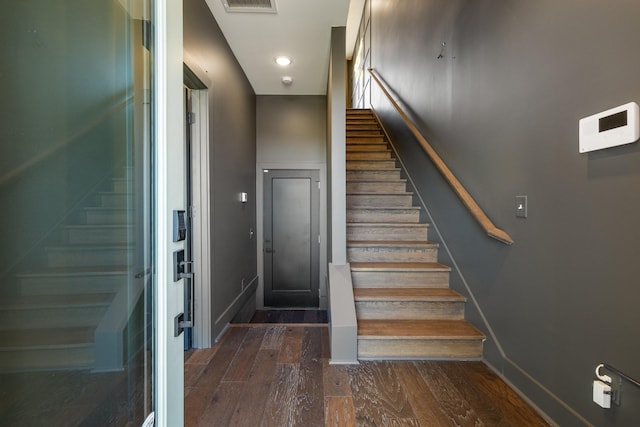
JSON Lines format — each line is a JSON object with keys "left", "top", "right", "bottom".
{"left": 368, "top": 0, "right": 640, "bottom": 425}
{"left": 255, "top": 95, "right": 328, "bottom": 308}
{"left": 183, "top": 0, "right": 257, "bottom": 339}
{"left": 328, "top": 26, "right": 347, "bottom": 265}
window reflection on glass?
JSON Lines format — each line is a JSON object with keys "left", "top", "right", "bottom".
{"left": 0, "top": 1, "right": 155, "bottom": 425}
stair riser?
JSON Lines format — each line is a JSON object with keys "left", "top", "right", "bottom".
{"left": 347, "top": 194, "right": 413, "bottom": 208}
{"left": 99, "top": 193, "right": 130, "bottom": 208}
{"left": 347, "top": 121, "right": 378, "bottom": 126}
{"left": 346, "top": 144, "right": 389, "bottom": 151}
{"left": 347, "top": 160, "right": 397, "bottom": 170}
{"left": 84, "top": 210, "right": 131, "bottom": 225}
{"left": 19, "top": 275, "right": 125, "bottom": 296}
{"left": 347, "top": 210, "right": 420, "bottom": 223}
{"left": 347, "top": 132, "right": 384, "bottom": 139}
{"left": 347, "top": 247, "right": 437, "bottom": 263}
{"left": 66, "top": 228, "right": 130, "bottom": 245}
{"left": 347, "top": 226, "right": 428, "bottom": 241}
{"left": 0, "top": 307, "right": 108, "bottom": 330}
{"left": 348, "top": 125, "right": 381, "bottom": 131}
{"left": 351, "top": 271, "right": 450, "bottom": 288}
{"left": 346, "top": 152, "right": 392, "bottom": 160}
{"left": 346, "top": 137, "right": 386, "bottom": 143}
{"left": 346, "top": 170, "right": 401, "bottom": 181}
{"left": 355, "top": 301, "right": 464, "bottom": 320}
{"left": 46, "top": 248, "right": 131, "bottom": 267}
{"left": 357, "top": 338, "right": 483, "bottom": 359}
{"left": 0, "top": 346, "right": 93, "bottom": 372}
{"left": 346, "top": 182, "right": 406, "bottom": 193}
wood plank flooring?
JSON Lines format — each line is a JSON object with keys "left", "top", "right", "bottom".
{"left": 184, "top": 325, "right": 550, "bottom": 426}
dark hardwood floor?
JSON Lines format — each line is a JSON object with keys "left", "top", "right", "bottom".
{"left": 247, "top": 309, "right": 328, "bottom": 324}
{"left": 184, "top": 324, "right": 550, "bottom": 426}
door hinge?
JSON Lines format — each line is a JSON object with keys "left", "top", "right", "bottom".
{"left": 317, "top": 181, "right": 320, "bottom": 189}
{"left": 187, "top": 112, "right": 196, "bottom": 124}
{"left": 318, "top": 235, "right": 321, "bottom": 244}
{"left": 174, "top": 312, "right": 193, "bottom": 337}
{"left": 188, "top": 205, "right": 194, "bottom": 218}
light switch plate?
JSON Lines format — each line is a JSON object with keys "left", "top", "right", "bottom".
{"left": 515, "top": 196, "right": 527, "bottom": 218}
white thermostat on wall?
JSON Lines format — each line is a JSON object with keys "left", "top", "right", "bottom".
{"left": 579, "top": 102, "right": 639, "bottom": 153}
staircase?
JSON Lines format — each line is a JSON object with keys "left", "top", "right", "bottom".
{"left": 346, "top": 109, "right": 485, "bottom": 359}
{"left": 0, "top": 170, "right": 134, "bottom": 371}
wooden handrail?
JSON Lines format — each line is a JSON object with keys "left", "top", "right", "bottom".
{"left": 368, "top": 68, "right": 514, "bottom": 245}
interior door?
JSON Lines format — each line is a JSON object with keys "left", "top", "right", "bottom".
{"left": 264, "top": 169, "right": 320, "bottom": 307}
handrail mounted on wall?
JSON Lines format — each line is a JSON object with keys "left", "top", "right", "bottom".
{"left": 368, "top": 68, "right": 514, "bottom": 245}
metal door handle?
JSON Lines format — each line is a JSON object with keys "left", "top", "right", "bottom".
{"left": 265, "top": 248, "right": 275, "bottom": 253}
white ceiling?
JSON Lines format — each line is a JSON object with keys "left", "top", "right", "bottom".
{"left": 204, "top": 0, "right": 365, "bottom": 95}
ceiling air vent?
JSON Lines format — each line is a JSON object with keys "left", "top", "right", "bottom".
{"left": 222, "top": 0, "right": 277, "bottom": 13}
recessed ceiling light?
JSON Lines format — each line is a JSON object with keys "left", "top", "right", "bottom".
{"left": 275, "top": 56, "right": 292, "bottom": 66}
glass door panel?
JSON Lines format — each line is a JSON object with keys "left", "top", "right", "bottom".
{"left": 0, "top": 0, "right": 155, "bottom": 425}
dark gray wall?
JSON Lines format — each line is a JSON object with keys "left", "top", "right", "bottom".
{"left": 369, "top": 0, "right": 640, "bottom": 425}
{"left": 183, "top": 0, "right": 257, "bottom": 338}
{"left": 256, "top": 95, "right": 328, "bottom": 308}
{"left": 256, "top": 95, "right": 327, "bottom": 164}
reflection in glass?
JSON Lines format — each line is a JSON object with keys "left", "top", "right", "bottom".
{"left": 0, "top": 0, "right": 155, "bottom": 425}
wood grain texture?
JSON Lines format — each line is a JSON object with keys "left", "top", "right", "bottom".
{"left": 324, "top": 396, "right": 356, "bottom": 427}
{"left": 459, "top": 362, "right": 550, "bottom": 427}
{"left": 278, "top": 326, "right": 304, "bottom": 363}
{"left": 323, "top": 359, "right": 352, "bottom": 397}
{"left": 415, "top": 362, "right": 484, "bottom": 426}
{"left": 183, "top": 325, "right": 549, "bottom": 427}
{"left": 223, "top": 327, "right": 266, "bottom": 381}
{"left": 348, "top": 361, "right": 419, "bottom": 426}
{"left": 260, "top": 325, "right": 286, "bottom": 350}
{"left": 296, "top": 327, "right": 324, "bottom": 426}
{"left": 261, "top": 363, "right": 301, "bottom": 427}
{"left": 186, "top": 330, "right": 249, "bottom": 426}
{"left": 195, "top": 381, "right": 244, "bottom": 427}
{"left": 185, "top": 346, "right": 219, "bottom": 365}
{"left": 393, "top": 362, "right": 450, "bottom": 427}
{"left": 227, "top": 349, "right": 279, "bottom": 427}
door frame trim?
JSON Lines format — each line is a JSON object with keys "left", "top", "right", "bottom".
{"left": 189, "top": 89, "right": 212, "bottom": 348}
{"left": 256, "top": 162, "right": 327, "bottom": 310}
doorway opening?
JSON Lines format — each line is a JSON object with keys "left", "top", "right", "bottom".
{"left": 183, "top": 66, "right": 211, "bottom": 349}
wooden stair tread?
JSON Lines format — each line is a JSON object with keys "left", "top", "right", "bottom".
{"left": 347, "top": 222, "right": 427, "bottom": 228}
{"left": 0, "top": 293, "right": 114, "bottom": 309}
{"left": 0, "top": 327, "right": 95, "bottom": 349}
{"left": 347, "top": 191, "right": 412, "bottom": 196}
{"left": 350, "top": 262, "right": 451, "bottom": 272}
{"left": 347, "top": 207, "right": 420, "bottom": 211}
{"left": 358, "top": 319, "right": 484, "bottom": 340}
{"left": 354, "top": 288, "right": 465, "bottom": 302}
{"left": 346, "top": 178, "right": 406, "bottom": 183}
